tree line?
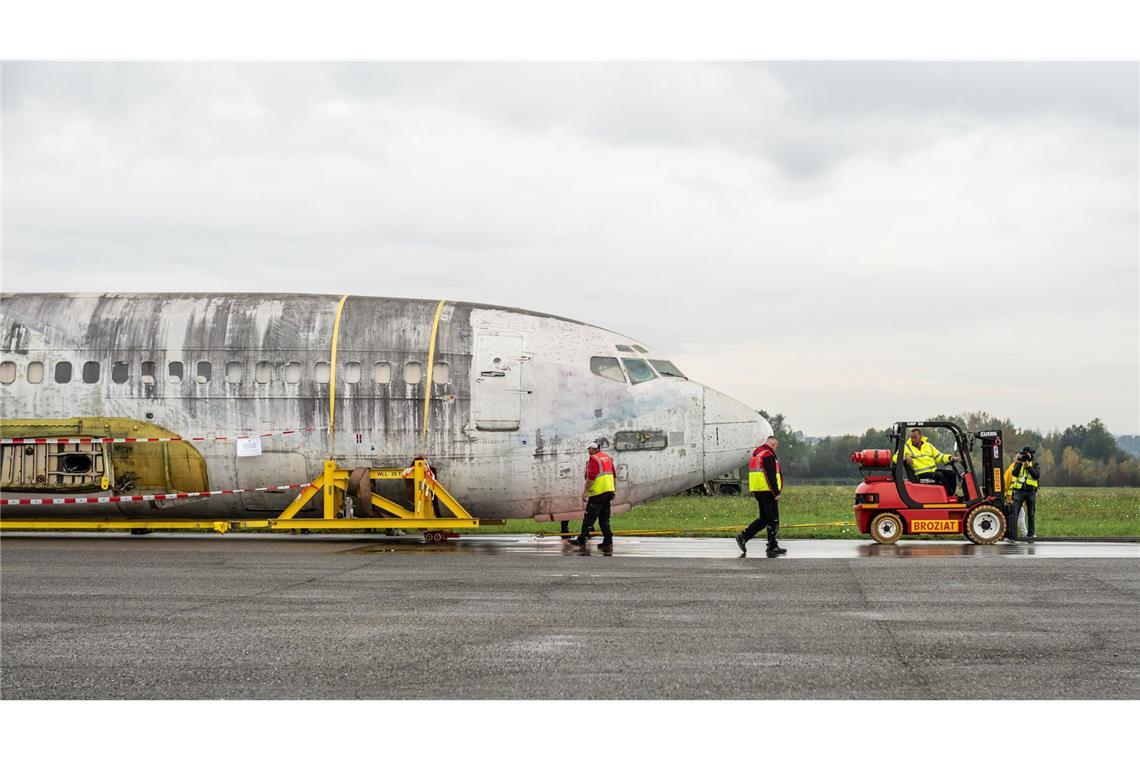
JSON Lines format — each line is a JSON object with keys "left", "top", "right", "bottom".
{"left": 759, "top": 410, "right": 1140, "bottom": 487}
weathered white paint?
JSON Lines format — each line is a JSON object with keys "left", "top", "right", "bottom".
{"left": 0, "top": 293, "right": 771, "bottom": 520}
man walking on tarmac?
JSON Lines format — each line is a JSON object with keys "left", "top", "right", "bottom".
{"left": 1008, "top": 447, "right": 1041, "bottom": 542}
{"left": 736, "top": 435, "right": 786, "bottom": 557}
{"left": 569, "top": 441, "right": 616, "bottom": 549}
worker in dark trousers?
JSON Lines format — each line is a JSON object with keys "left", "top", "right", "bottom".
{"left": 736, "top": 435, "right": 786, "bottom": 557}
{"left": 1008, "top": 447, "right": 1041, "bottom": 542}
{"left": 569, "top": 441, "right": 616, "bottom": 549}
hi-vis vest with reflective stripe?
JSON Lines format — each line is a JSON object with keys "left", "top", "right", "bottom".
{"left": 585, "top": 452, "right": 616, "bottom": 496}
{"left": 748, "top": 448, "right": 782, "bottom": 493}
{"left": 891, "top": 437, "right": 950, "bottom": 475}
{"left": 1010, "top": 462, "right": 1039, "bottom": 490}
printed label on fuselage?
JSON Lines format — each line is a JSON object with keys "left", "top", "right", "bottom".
{"left": 910, "top": 519, "right": 960, "bottom": 533}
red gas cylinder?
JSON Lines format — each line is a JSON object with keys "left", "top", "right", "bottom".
{"left": 851, "top": 449, "right": 892, "bottom": 467}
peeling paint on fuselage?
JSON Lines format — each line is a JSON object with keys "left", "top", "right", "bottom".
{"left": 0, "top": 293, "right": 770, "bottom": 520}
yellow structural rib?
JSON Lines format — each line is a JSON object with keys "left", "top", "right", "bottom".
{"left": 327, "top": 294, "right": 350, "bottom": 448}
{"left": 421, "top": 299, "right": 447, "bottom": 443}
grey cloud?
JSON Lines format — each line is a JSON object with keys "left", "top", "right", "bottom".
{"left": 2, "top": 62, "right": 1136, "bottom": 433}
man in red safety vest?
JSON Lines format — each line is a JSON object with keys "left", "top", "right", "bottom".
{"left": 569, "top": 440, "right": 616, "bottom": 549}
{"left": 735, "top": 435, "right": 786, "bottom": 557}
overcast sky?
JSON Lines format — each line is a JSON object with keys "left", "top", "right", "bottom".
{"left": 2, "top": 62, "right": 1137, "bottom": 435}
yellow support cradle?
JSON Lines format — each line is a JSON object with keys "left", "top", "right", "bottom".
{"left": 0, "top": 459, "right": 501, "bottom": 537}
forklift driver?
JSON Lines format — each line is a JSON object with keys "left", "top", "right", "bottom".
{"left": 892, "top": 428, "right": 960, "bottom": 498}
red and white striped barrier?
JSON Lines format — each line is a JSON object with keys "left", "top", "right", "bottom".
{"left": 1, "top": 427, "right": 327, "bottom": 445}
{"left": 0, "top": 482, "right": 311, "bottom": 506}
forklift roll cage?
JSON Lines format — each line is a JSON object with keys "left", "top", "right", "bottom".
{"left": 886, "top": 420, "right": 1005, "bottom": 509}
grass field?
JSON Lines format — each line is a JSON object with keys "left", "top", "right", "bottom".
{"left": 469, "top": 486, "right": 1140, "bottom": 539}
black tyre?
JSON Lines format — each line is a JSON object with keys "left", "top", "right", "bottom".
{"left": 965, "top": 505, "right": 1006, "bottom": 545}
{"left": 869, "top": 512, "right": 904, "bottom": 545}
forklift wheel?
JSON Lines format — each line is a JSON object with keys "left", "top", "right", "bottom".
{"left": 965, "top": 505, "right": 1007, "bottom": 545}
{"left": 869, "top": 513, "right": 904, "bottom": 545}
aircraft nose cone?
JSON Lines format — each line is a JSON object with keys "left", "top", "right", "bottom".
{"left": 702, "top": 387, "right": 772, "bottom": 480}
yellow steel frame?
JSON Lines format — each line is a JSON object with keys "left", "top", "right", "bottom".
{"left": 0, "top": 460, "right": 502, "bottom": 534}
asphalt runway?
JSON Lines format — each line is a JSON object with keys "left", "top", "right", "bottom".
{"left": 2, "top": 534, "right": 1138, "bottom": 699}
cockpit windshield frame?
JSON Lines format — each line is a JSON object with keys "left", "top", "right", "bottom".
{"left": 648, "top": 359, "right": 686, "bottom": 379}
{"left": 590, "top": 356, "right": 627, "bottom": 383}
{"left": 620, "top": 358, "right": 657, "bottom": 384}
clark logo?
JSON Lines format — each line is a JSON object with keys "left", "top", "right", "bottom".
{"left": 911, "top": 519, "right": 959, "bottom": 532}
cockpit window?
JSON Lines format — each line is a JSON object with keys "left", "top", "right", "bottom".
{"left": 614, "top": 344, "right": 634, "bottom": 353}
{"left": 621, "top": 358, "right": 657, "bottom": 384}
{"left": 590, "top": 356, "right": 626, "bottom": 383}
{"left": 648, "top": 359, "right": 686, "bottom": 379}
{"left": 633, "top": 345, "right": 649, "bottom": 353}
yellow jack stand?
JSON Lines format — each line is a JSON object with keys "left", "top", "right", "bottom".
{"left": 268, "top": 458, "right": 489, "bottom": 534}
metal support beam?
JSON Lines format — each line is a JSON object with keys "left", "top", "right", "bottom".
{"left": 1, "top": 459, "right": 496, "bottom": 535}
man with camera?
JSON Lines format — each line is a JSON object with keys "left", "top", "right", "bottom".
{"left": 1008, "top": 446, "right": 1041, "bottom": 542}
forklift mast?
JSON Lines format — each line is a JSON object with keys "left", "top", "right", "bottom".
{"left": 974, "top": 429, "right": 1006, "bottom": 507}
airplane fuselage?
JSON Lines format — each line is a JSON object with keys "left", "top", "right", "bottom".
{"left": 0, "top": 293, "right": 768, "bottom": 521}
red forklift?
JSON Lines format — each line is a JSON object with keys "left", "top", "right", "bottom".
{"left": 851, "top": 421, "right": 1009, "bottom": 545}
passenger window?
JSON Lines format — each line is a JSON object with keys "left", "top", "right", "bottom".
{"left": 226, "top": 362, "right": 243, "bottom": 383}
{"left": 141, "top": 361, "right": 156, "bottom": 384}
{"left": 648, "top": 359, "right": 686, "bottom": 379}
{"left": 283, "top": 362, "right": 302, "bottom": 384}
{"left": 432, "top": 362, "right": 450, "bottom": 384}
{"left": 0, "top": 361, "right": 15, "bottom": 384}
{"left": 621, "top": 358, "right": 657, "bottom": 384}
{"left": 633, "top": 345, "right": 649, "bottom": 353}
{"left": 196, "top": 361, "right": 212, "bottom": 384}
{"left": 83, "top": 361, "right": 100, "bottom": 383}
{"left": 168, "top": 361, "right": 184, "bottom": 383}
{"left": 404, "top": 361, "right": 422, "bottom": 384}
{"left": 112, "top": 361, "right": 129, "bottom": 384}
{"left": 313, "top": 362, "right": 331, "bottom": 384}
{"left": 255, "top": 361, "right": 272, "bottom": 384}
{"left": 615, "top": 344, "right": 634, "bottom": 353}
{"left": 343, "top": 361, "right": 361, "bottom": 384}
{"left": 27, "top": 362, "right": 45, "bottom": 384}
{"left": 55, "top": 361, "right": 73, "bottom": 384}
{"left": 373, "top": 362, "right": 392, "bottom": 384}
{"left": 590, "top": 356, "right": 626, "bottom": 383}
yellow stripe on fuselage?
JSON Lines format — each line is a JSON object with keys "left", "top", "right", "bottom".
{"left": 328, "top": 294, "right": 350, "bottom": 451}
{"left": 422, "top": 300, "right": 447, "bottom": 442}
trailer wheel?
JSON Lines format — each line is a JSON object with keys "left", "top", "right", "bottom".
{"left": 965, "top": 505, "right": 1006, "bottom": 545}
{"left": 869, "top": 512, "right": 903, "bottom": 545}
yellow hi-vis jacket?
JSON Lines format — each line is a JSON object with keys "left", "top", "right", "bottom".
{"left": 1010, "top": 461, "right": 1039, "bottom": 490}
{"left": 585, "top": 452, "right": 616, "bottom": 497}
{"left": 748, "top": 446, "right": 782, "bottom": 493}
{"left": 891, "top": 436, "right": 951, "bottom": 476}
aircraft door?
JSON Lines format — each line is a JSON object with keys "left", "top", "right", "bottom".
{"left": 473, "top": 331, "right": 523, "bottom": 431}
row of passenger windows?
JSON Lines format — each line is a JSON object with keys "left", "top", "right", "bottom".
{"left": 590, "top": 356, "right": 686, "bottom": 384}
{"left": 0, "top": 359, "right": 450, "bottom": 387}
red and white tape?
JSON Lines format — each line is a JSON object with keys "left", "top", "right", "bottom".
{"left": 1, "top": 427, "right": 327, "bottom": 445}
{"left": 0, "top": 482, "right": 311, "bottom": 506}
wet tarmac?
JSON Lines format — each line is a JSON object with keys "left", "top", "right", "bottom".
{"left": 5, "top": 532, "right": 1138, "bottom": 560}
{"left": 3, "top": 534, "right": 1139, "bottom": 699}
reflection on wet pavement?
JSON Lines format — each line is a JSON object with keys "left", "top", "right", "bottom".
{"left": 4, "top": 532, "right": 1137, "bottom": 559}
{"left": 342, "top": 535, "right": 1140, "bottom": 559}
